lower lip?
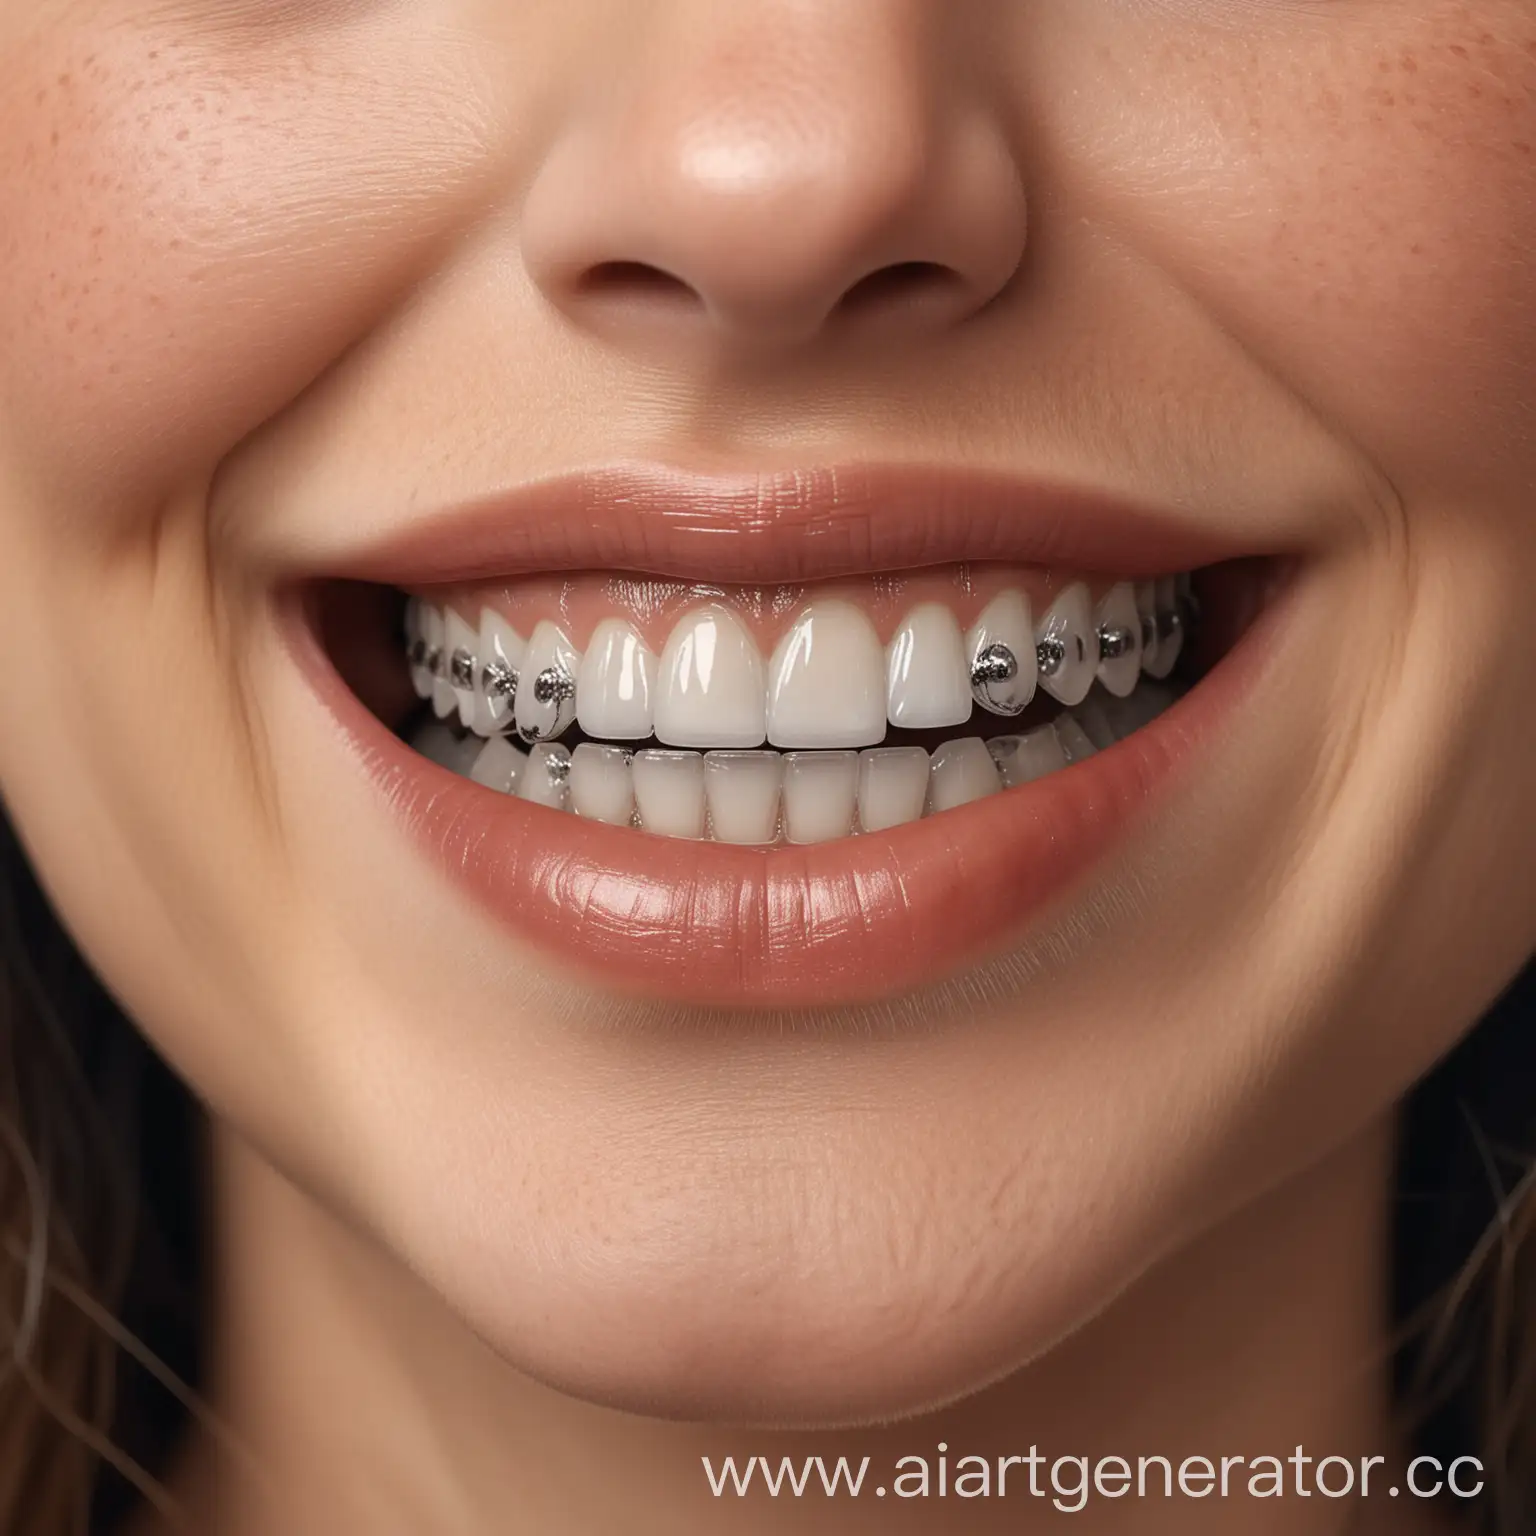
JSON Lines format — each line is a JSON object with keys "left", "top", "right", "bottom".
{"left": 296, "top": 587, "right": 1285, "bottom": 1008}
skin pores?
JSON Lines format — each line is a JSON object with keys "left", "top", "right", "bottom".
{"left": 0, "top": 0, "right": 1532, "bottom": 1440}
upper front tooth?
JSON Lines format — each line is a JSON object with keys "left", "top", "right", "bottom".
{"left": 1094, "top": 582, "right": 1143, "bottom": 699}
{"left": 886, "top": 603, "right": 972, "bottom": 730}
{"left": 654, "top": 604, "right": 767, "bottom": 748}
{"left": 767, "top": 601, "right": 886, "bottom": 749}
{"left": 443, "top": 608, "right": 480, "bottom": 730}
{"left": 477, "top": 609, "right": 527, "bottom": 736}
{"left": 513, "top": 621, "right": 580, "bottom": 744}
{"left": 965, "top": 590, "right": 1036, "bottom": 717}
{"left": 1035, "top": 583, "right": 1098, "bottom": 707}
{"left": 577, "top": 618, "right": 657, "bottom": 741}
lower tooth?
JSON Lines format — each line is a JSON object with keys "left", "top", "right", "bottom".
{"left": 1073, "top": 697, "right": 1119, "bottom": 752}
{"left": 516, "top": 742, "right": 572, "bottom": 809}
{"left": 928, "top": 737, "right": 1002, "bottom": 813}
{"left": 633, "top": 749, "right": 706, "bottom": 839}
{"left": 413, "top": 719, "right": 486, "bottom": 776}
{"left": 470, "top": 735, "right": 528, "bottom": 794}
{"left": 1053, "top": 714, "right": 1099, "bottom": 764}
{"left": 569, "top": 743, "right": 635, "bottom": 825}
{"left": 988, "top": 725, "right": 1068, "bottom": 787}
{"left": 857, "top": 747, "right": 930, "bottom": 832}
{"left": 703, "top": 751, "right": 783, "bottom": 846}
{"left": 782, "top": 751, "right": 859, "bottom": 845}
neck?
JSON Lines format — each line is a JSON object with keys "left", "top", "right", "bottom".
{"left": 152, "top": 1116, "right": 1450, "bottom": 1536}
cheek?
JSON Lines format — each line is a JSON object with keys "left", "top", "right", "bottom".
{"left": 1079, "top": 5, "right": 1536, "bottom": 500}
{"left": 0, "top": 15, "right": 500, "bottom": 509}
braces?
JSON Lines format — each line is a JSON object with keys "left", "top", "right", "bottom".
{"left": 409, "top": 589, "right": 1198, "bottom": 744}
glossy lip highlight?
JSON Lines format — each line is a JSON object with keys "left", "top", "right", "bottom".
{"left": 285, "top": 460, "right": 1284, "bottom": 1001}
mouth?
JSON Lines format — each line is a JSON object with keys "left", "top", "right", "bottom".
{"left": 295, "top": 465, "right": 1287, "bottom": 1006}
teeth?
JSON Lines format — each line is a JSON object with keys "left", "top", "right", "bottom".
{"left": 405, "top": 599, "right": 435, "bottom": 700}
{"left": 413, "top": 678, "right": 1188, "bottom": 838}
{"left": 443, "top": 608, "right": 480, "bottom": 730}
{"left": 411, "top": 716, "right": 487, "bottom": 775}
{"left": 782, "top": 751, "right": 859, "bottom": 844}
{"left": 1143, "top": 576, "right": 1183, "bottom": 678}
{"left": 477, "top": 610, "right": 527, "bottom": 736}
{"left": 857, "top": 747, "right": 930, "bottom": 832}
{"left": 703, "top": 751, "right": 783, "bottom": 845}
{"left": 987, "top": 725, "right": 1069, "bottom": 787}
{"left": 569, "top": 744, "right": 635, "bottom": 825}
{"left": 654, "top": 605, "right": 766, "bottom": 749}
{"left": 419, "top": 605, "right": 457, "bottom": 720}
{"left": 1073, "top": 697, "right": 1119, "bottom": 752}
{"left": 1135, "top": 581, "right": 1160, "bottom": 678}
{"left": 1094, "top": 583, "right": 1143, "bottom": 699}
{"left": 632, "top": 749, "right": 706, "bottom": 839}
{"left": 1035, "top": 583, "right": 1098, "bottom": 707}
{"left": 928, "top": 736, "right": 1002, "bottom": 813}
{"left": 885, "top": 603, "right": 972, "bottom": 731}
{"left": 767, "top": 601, "right": 886, "bottom": 749}
{"left": 516, "top": 742, "right": 572, "bottom": 809}
{"left": 576, "top": 619, "right": 657, "bottom": 742}
{"left": 469, "top": 734, "right": 529, "bottom": 794}
{"left": 1102, "top": 681, "right": 1173, "bottom": 737}
{"left": 410, "top": 576, "right": 1192, "bottom": 799}
{"left": 513, "top": 621, "right": 581, "bottom": 744}
{"left": 1052, "top": 713, "right": 1098, "bottom": 765}
{"left": 965, "top": 590, "right": 1036, "bottom": 717}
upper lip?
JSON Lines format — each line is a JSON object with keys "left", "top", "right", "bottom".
{"left": 314, "top": 461, "right": 1270, "bottom": 588}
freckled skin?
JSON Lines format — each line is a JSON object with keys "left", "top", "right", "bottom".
{"left": 0, "top": 5, "right": 1532, "bottom": 1532}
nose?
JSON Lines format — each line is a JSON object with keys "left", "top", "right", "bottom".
{"left": 520, "top": 3, "right": 1029, "bottom": 352}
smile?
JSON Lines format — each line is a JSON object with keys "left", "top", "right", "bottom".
{"left": 402, "top": 571, "right": 1192, "bottom": 841}
{"left": 300, "top": 465, "right": 1286, "bottom": 1005}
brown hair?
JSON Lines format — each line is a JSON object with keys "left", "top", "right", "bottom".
{"left": 0, "top": 802, "right": 1531, "bottom": 1534}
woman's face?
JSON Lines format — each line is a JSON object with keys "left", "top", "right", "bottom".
{"left": 1, "top": 0, "right": 1532, "bottom": 1421}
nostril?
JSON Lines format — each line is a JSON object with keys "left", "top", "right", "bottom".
{"left": 837, "top": 261, "right": 964, "bottom": 318}
{"left": 576, "top": 261, "right": 701, "bottom": 307}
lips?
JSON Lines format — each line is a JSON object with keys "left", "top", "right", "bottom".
{"left": 294, "top": 464, "right": 1285, "bottom": 1006}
